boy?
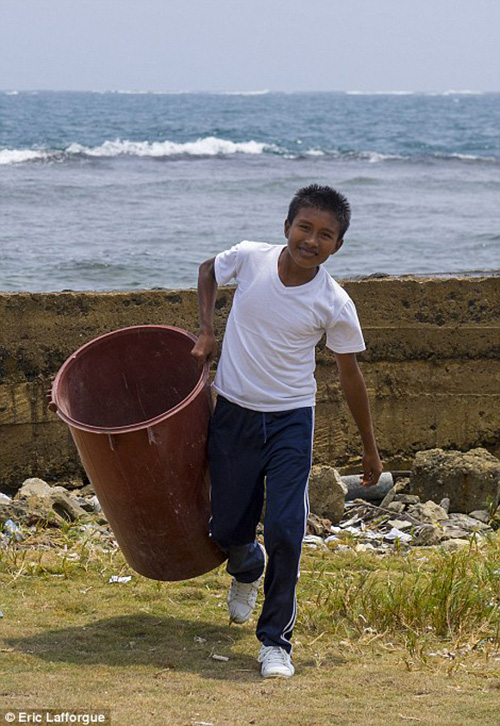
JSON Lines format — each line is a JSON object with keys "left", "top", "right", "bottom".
{"left": 191, "top": 184, "right": 382, "bottom": 678}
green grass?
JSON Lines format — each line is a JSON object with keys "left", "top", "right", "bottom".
{"left": 0, "top": 523, "right": 499, "bottom": 725}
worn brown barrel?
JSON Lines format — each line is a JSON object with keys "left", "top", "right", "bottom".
{"left": 51, "top": 325, "right": 225, "bottom": 581}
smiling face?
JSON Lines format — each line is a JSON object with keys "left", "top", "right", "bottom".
{"left": 283, "top": 206, "right": 344, "bottom": 281}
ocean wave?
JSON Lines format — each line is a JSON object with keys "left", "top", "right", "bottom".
{"left": 217, "top": 90, "right": 270, "bottom": 96}
{"left": 345, "top": 89, "right": 485, "bottom": 97}
{"left": 346, "top": 90, "right": 415, "bottom": 96}
{"left": 1, "top": 137, "right": 498, "bottom": 166}
{"left": 107, "top": 89, "right": 270, "bottom": 96}
{"left": 441, "top": 89, "right": 483, "bottom": 96}
{"left": 0, "top": 148, "right": 52, "bottom": 165}
{"left": 0, "top": 137, "right": 276, "bottom": 164}
{"left": 66, "top": 137, "right": 274, "bottom": 157}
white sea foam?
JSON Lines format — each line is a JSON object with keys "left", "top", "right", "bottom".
{"left": 66, "top": 136, "right": 273, "bottom": 158}
{"left": 442, "top": 89, "right": 483, "bottom": 96}
{"left": 1, "top": 139, "right": 496, "bottom": 166}
{"left": 217, "top": 90, "right": 270, "bottom": 96}
{"left": 0, "top": 148, "right": 48, "bottom": 165}
{"left": 346, "top": 90, "right": 415, "bottom": 96}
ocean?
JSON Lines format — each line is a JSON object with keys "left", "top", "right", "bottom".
{"left": 1, "top": 90, "right": 499, "bottom": 292}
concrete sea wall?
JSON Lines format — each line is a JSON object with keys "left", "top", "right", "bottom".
{"left": 0, "top": 277, "right": 498, "bottom": 489}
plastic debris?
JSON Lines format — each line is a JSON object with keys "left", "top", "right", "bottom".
{"left": 3, "top": 518, "right": 23, "bottom": 542}
{"left": 211, "top": 653, "right": 229, "bottom": 662}
{"left": 108, "top": 575, "right": 132, "bottom": 584}
{"left": 384, "top": 527, "right": 413, "bottom": 543}
{"left": 303, "top": 534, "right": 327, "bottom": 548}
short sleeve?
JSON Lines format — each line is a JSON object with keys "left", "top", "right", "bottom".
{"left": 214, "top": 243, "right": 242, "bottom": 285}
{"left": 326, "top": 298, "right": 366, "bottom": 354}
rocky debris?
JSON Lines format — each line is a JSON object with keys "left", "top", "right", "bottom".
{"left": 1, "top": 477, "right": 108, "bottom": 544}
{"left": 308, "top": 465, "right": 347, "bottom": 524}
{"left": 1, "top": 450, "right": 498, "bottom": 555}
{"left": 469, "top": 509, "right": 490, "bottom": 524}
{"left": 12, "top": 477, "right": 89, "bottom": 524}
{"left": 303, "top": 493, "right": 496, "bottom": 553}
{"left": 379, "top": 478, "right": 411, "bottom": 508}
{"left": 15, "top": 477, "right": 53, "bottom": 499}
{"left": 406, "top": 501, "right": 449, "bottom": 523}
{"left": 307, "top": 513, "right": 333, "bottom": 537}
{"left": 410, "top": 448, "right": 500, "bottom": 514}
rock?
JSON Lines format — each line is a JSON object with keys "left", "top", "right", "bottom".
{"left": 387, "top": 519, "right": 412, "bottom": 530}
{"left": 469, "top": 510, "right": 490, "bottom": 524}
{"left": 439, "top": 497, "right": 450, "bottom": 513}
{"left": 308, "top": 466, "right": 347, "bottom": 524}
{"left": 50, "top": 492, "right": 87, "bottom": 521}
{"left": 393, "top": 477, "right": 411, "bottom": 494}
{"left": 379, "top": 486, "right": 397, "bottom": 509}
{"left": 413, "top": 524, "right": 443, "bottom": 546}
{"left": 379, "top": 478, "right": 411, "bottom": 509}
{"left": 78, "top": 483, "right": 95, "bottom": 496}
{"left": 355, "top": 543, "right": 377, "bottom": 552}
{"left": 407, "top": 500, "right": 449, "bottom": 523}
{"left": 0, "top": 499, "right": 61, "bottom": 527}
{"left": 15, "top": 477, "right": 53, "bottom": 500}
{"left": 0, "top": 493, "right": 12, "bottom": 504}
{"left": 386, "top": 501, "right": 405, "bottom": 513}
{"left": 409, "top": 448, "right": 500, "bottom": 514}
{"left": 439, "top": 525, "right": 471, "bottom": 540}
{"left": 447, "top": 512, "right": 491, "bottom": 532}
{"left": 307, "top": 513, "right": 333, "bottom": 537}
{"left": 439, "top": 539, "right": 471, "bottom": 552}
{"left": 393, "top": 494, "right": 420, "bottom": 504}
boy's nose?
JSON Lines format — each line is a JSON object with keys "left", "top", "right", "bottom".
{"left": 305, "top": 233, "right": 318, "bottom": 247}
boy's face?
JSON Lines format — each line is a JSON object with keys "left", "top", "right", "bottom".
{"left": 284, "top": 206, "right": 344, "bottom": 270}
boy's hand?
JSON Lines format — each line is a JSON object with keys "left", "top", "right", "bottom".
{"left": 191, "top": 331, "right": 218, "bottom": 368}
{"left": 360, "top": 449, "right": 383, "bottom": 487}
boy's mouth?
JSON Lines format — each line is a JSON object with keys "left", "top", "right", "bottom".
{"left": 298, "top": 246, "right": 317, "bottom": 258}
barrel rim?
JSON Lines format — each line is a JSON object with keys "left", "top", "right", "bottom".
{"left": 51, "top": 324, "right": 209, "bottom": 434}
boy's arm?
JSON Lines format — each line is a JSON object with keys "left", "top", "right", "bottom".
{"left": 334, "top": 352, "right": 383, "bottom": 487}
{"left": 191, "top": 257, "right": 219, "bottom": 367}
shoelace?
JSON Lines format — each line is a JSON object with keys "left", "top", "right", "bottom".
{"left": 261, "top": 646, "right": 290, "bottom": 667}
{"left": 230, "top": 580, "right": 258, "bottom": 606}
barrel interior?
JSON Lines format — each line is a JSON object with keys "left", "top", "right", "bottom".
{"left": 56, "top": 328, "right": 201, "bottom": 429}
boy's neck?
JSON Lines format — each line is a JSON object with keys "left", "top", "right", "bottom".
{"left": 278, "top": 248, "right": 319, "bottom": 287}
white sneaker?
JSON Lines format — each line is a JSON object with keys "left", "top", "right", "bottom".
{"left": 258, "top": 645, "right": 295, "bottom": 678}
{"left": 227, "top": 543, "right": 265, "bottom": 624}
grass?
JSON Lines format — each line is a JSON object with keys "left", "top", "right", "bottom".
{"left": 0, "top": 522, "right": 499, "bottom": 725}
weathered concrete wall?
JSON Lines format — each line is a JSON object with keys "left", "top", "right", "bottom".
{"left": 0, "top": 277, "right": 498, "bottom": 489}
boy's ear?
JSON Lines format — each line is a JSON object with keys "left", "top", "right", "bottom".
{"left": 284, "top": 219, "right": 290, "bottom": 239}
{"left": 333, "top": 237, "right": 344, "bottom": 254}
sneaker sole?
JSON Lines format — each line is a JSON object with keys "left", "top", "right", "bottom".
{"left": 261, "top": 669, "right": 295, "bottom": 678}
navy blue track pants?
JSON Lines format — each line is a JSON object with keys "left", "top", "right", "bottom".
{"left": 208, "top": 395, "right": 313, "bottom": 653}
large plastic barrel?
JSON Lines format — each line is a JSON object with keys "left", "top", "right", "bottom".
{"left": 50, "top": 325, "right": 226, "bottom": 581}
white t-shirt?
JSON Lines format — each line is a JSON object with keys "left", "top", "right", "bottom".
{"left": 213, "top": 241, "right": 365, "bottom": 412}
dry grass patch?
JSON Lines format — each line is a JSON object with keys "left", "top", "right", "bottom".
{"left": 0, "top": 524, "right": 499, "bottom": 725}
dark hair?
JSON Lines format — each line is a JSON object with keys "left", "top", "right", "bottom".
{"left": 287, "top": 184, "right": 351, "bottom": 238}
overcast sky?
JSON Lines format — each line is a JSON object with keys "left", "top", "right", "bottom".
{"left": 1, "top": 0, "right": 499, "bottom": 92}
